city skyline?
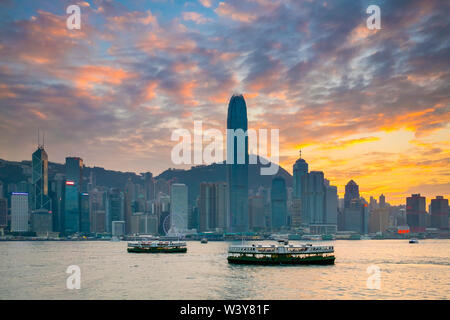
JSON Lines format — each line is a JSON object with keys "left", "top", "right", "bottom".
{"left": 0, "top": 0, "right": 449, "bottom": 206}
{"left": 1, "top": 141, "right": 448, "bottom": 212}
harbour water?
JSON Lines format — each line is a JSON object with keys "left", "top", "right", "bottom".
{"left": 0, "top": 239, "right": 449, "bottom": 299}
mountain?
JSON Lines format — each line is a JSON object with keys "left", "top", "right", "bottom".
{"left": 157, "top": 156, "right": 292, "bottom": 205}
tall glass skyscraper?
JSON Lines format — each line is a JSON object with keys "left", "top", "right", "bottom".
{"left": 64, "top": 157, "right": 83, "bottom": 234}
{"left": 307, "top": 171, "right": 325, "bottom": 224}
{"left": 226, "top": 94, "right": 249, "bottom": 232}
{"left": 31, "top": 145, "right": 49, "bottom": 211}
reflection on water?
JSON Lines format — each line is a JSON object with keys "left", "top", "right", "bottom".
{"left": 0, "top": 240, "right": 448, "bottom": 299}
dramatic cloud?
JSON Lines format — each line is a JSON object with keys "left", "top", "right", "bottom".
{"left": 0, "top": 0, "right": 449, "bottom": 204}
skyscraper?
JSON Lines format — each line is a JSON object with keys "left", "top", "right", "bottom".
{"left": 406, "top": 194, "right": 427, "bottom": 233}
{"left": 324, "top": 184, "right": 338, "bottom": 225}
{"left": 49, "top": 173, "right": 65, "bottom": 232}
{"left": 430, "top": 196, "right": 448, "bottom": 229}
{"left": 226, "top": 94, "right": 249, "bottom": 232}
{"left": 307, "top": 171, "right": 325, "bottom": 224}
{"left": 271, "top": 177, "right": 287, "bottom": 229}
{"left": 198, "top": 182, "right": 228, "bottom": 232}
{"left": 144, "top": 172, "right": 154, "bottom": 201}
{"left": 89, "top": 188, "right": 106, "bottom": 233}
{"left": 31, "top": 143, "right": 49, "bottom": 211}
{"left": 11, "top": 192, "right": 29, "bottom": 232}
{"left": 379, "top": 194, "right": 386, "bottom": 208}
{"left": 0, "top": 197, "right": 8, "bottom": 228}
{"left": 106, "top": 188, "right": 124, "bottom": 233}
{"left": 80, "top": 193, "right": 90, "bottom": 234}
{"left": 293, "top": 152, "right": 309, "bottom": 225}
{"left": 344, "top": 180, "right": 359, "bottom": 209}
{"left": 170, "top": 183, "right": 188, "bottom": 233}
{"left": 64, "top": 157, "right": 83, "bottom": 234}
{"left": 124, "top": 178, "right": 135, "bottom": 234}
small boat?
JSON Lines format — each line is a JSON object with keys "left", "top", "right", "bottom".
{"left": 200, "top": 238, "right": 208, "bottom": 244}
{"left": 409, "top": 238, "right": 419, "bottom": 244}
{"left": 127, "top": 240, "right": 187, "bottom": 253}
{"left": 227, "top": 241, "right": 335, "bottom": 265}
{"left": 110, "top": 236, "right": 120, "bottom": 242}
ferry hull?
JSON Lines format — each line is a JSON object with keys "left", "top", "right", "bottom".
{"left": 127, "top": 247, "right": 187, "bottom": 253}
{"left": 227, "top": 255, "right": 335, "bottom": 265}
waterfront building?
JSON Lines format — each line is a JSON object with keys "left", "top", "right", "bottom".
{"left": 106, "top": 188, "right": 124, "bottom": 233}
{"left": 48, "top": 173, "right": 65, "bottom": 232}
{"left": 64, "top": 157, "right": 83, "bottom": 234}
{"left": 406, "top": 194, "right": 427, "bottom": 233}
{"left": 170, "top": 183, "right": 188, "bottom": 233}
{"left": 341, "top": 199, "right": 369, "bottom": 234}
{"left": 430, "top": 196, "right": 449, "bottom": 229}
{"left": 324, "top": 183, "right": 338, "bottom": 225}
{"left": 271, "top": 177, "right": 287, "bottom": 230}
{"left": 11, "top": 192, "right": 29, "bottom": 232}
{"left": 198, "top": 182, "right": 227, "bottom": 232}
{"left": 227, "top": 94, "right": 249, "bottom": 233}
{"left": 307, "top": 171, "right": 325, "bottom": 224}
{"left": 31, "top": 209, "right": 52, "bottom": 235}
{"left": 89, "top": 188, "right": 106, "bottom": 233}
{"left": 112, "top": 221, "right": 125, "bottom": 236}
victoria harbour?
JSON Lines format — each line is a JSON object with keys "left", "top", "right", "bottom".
{"left": 1, "top": 240, "right": 449, "bottom": 300}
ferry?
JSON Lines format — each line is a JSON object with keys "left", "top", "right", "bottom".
{"left": 409, "top": 238, "right": 419, "bottom": 244}
{"left": 127, "top": 240, "right": 187, "bottom": 253}
{"left": 200, "top": 238, "right": 208, "bottom": 244}
{"left": 227, "top": 241, "right": 335, "bottom": 265}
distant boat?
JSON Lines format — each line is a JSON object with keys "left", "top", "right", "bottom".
{"left": 127, "top": 240, "right": 187, "bottom": 253}
{"left": 200, "top": 238, "right": 208, "bottom": 244}
{"left": 322, "top": 234, "right": 334, "bottom": 241}
{"left": 409, "top": 238, "right": 419, "bottom": 244}
{"left": 110, "top": 236, "right": 120, "bottom": 242}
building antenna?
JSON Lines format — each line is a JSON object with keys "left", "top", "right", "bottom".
{"left": 37, "top": 128, "right": 40, "bottom": 148}
{"left": 299, "top": 149, "right": 302, "bottom": 159}
{"left": 43, "top": 131, "right": 45, "bottom": 147}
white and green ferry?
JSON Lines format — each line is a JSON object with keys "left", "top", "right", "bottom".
{"left": 227, "top": 241, "right": 335, "bottom": 265}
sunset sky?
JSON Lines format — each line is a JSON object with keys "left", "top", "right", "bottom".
{"left": 0, "top": 0, "right": 448, "bottom": 205}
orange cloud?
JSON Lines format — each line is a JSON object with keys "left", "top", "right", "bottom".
{"left": 215, "top": 2, "right": 257, "bottom": 23}
{"left": 74, "top": 65, "right": 134, "bottom": 90}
